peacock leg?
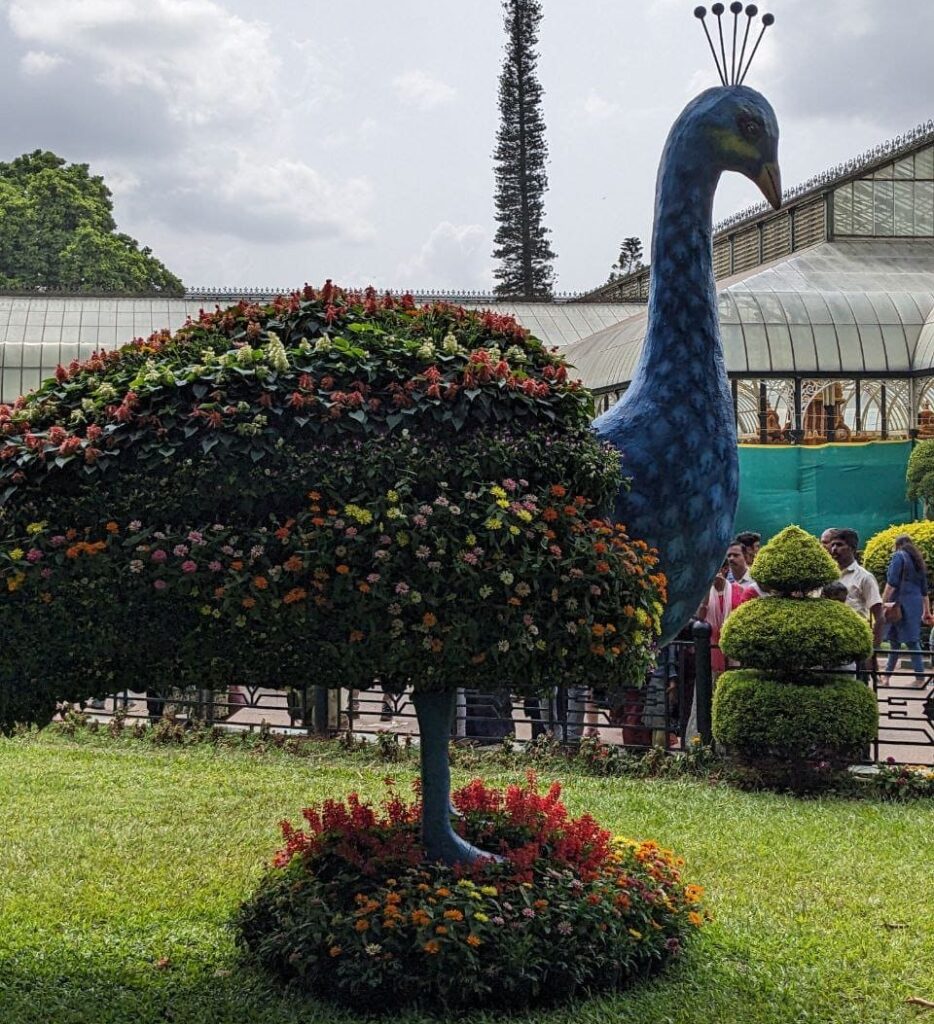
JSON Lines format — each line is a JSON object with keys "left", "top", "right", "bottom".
{"left": 412, "top": 689, "right": 492, "bottom": 866}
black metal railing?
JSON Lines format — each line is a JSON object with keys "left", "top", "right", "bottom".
{"left": 73, "top": 633, "right": 934, "bottom": 766}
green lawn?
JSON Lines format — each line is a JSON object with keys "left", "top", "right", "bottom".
{"left": 0, "top": 731, "right": 932, "bottom": 1024}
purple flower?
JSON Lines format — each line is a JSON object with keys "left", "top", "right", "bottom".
{"left": 173, "top": 544, "right": 189, "bottom": 557}
{"left": 40, "top": 567, "right": 52, "bottom": 579}
{"left": 522, "top": 908, "right": 535, "bottom": 919}
{"left": 491, "top": 916, "right": 505, "bottom": 926}
{"left": 557, "top": 921, "right": 573, "bottom": 936}
{"left": 151, "top": 549, "right": 167, "bottom": 563}
{"left": 665, "top": 937, "right": 681, "bottom": 954}
{"left": 181, "top": 560, "right": 197, "bottom": 573}
{"left": 153, "top": 579, "right": 167, "bottom": 591}
{"left": 51, "top": 535, "right": 66, "bottom": 547}
{"left": 26, "top": 548, "right": 43, "bottom": 563}
{"left": 208, "top": 561, "right": 222, "bottom": 572}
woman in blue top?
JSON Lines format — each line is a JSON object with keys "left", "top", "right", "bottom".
{"left": 881, "top": 535, "right": 933, "bottom": 687}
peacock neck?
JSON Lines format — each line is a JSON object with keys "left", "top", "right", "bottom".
{"left": 637, "top": 129, "right": 724, "bottom": 388}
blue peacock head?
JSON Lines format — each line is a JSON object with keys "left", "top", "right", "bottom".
{"left": 689, "top": 4, "right": 781, "bottom": 209}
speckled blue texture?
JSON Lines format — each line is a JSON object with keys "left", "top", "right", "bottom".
{"left": 594, "top": 86, "right": 779, "bottom": 644}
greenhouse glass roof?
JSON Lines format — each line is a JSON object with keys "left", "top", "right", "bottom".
{"left": 564, "top": 238, "right": 934, "bottom": 391}
{"left": 0, "top": 296, "right": 641, "bottom": 403}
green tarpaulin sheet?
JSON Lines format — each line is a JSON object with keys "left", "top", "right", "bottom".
{"left": 735, "top": 441, "right": 917, "bottom": 544}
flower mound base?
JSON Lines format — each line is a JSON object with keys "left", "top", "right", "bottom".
{"left": 235, "top": 776, "right": 707, "bottom": 1013}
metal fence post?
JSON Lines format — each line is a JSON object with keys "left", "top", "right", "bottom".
{"left": 692, "top": 619, "right": 714, "bottom": 746}
{"left": 309, "top": 685, "right": 329, "bottom": 735}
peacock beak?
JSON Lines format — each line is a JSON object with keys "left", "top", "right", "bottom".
{"left": 755, "top": 162, "right": 782, "bottom": 210}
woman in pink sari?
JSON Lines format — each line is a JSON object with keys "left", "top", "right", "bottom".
{"left": 696, "top": 563, "right": 757, "bottom": 673}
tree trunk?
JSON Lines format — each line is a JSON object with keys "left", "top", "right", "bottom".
{"left": 412, "top": 689, "right": 492, "bottom": 866}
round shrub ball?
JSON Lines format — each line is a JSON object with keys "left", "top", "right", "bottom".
{"left": 750, "top": 524, "right": 839, "bottom": 595}
{"left": 712, "top": 669, "right": 878, "bottom": 765}
{"left": 864, "top": 520, "right": 934, "bottom": 586}
{"left": 719, "top": 596, "right": 872, "bottom": 672}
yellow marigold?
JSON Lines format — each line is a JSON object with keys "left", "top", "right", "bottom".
{"left": 465, "top": 533, "right": 477, "bottom": 546}
{"left": 466, "top": 934, "right": 482, "bottom": 947}
{"left": 386, "top": 489, "right": 400, "bottom": 503}
{"left": 509, "top": 525, "right": 520, "bottom": 536}
{"left": 496, "top": 499, "right": 509, "bottom": 509}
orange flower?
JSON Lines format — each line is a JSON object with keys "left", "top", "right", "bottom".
{"left": 434, "top": 925, "right": 448, "bottom": 935}
{"left": 283, "top": 587, "right": 307, "bottom": 605}
{"left": 349, "top": 629, "right": 364, "bottom": 643}
{"left": 105, "top": 521, "right": 119, "bottom": 534}
{"left": 590, "top": 644, "right": 606, "bottom": 656}
{"left": 466, "top": 934, "right": 481, "bottom": 948}
{"left": 312, "top": 517, "right": 326, "bottom": 528}
{"left": 422, "top": 611, "right": 437, "bottom": 628}
{"left": 213, "top": 586, "right": 226, "bottom": 599}
{"left": 355, "top": 918, "right": 370, "bottom": 933}
{"left": 688, "top": 911, "right": 704, "bottom": 928}
{"left": 253, "top": 576, "right": 269, "bottom": 590}
{"left": 430, "top": 638, "right": 443, "bottom": 653}
{"left": 230, "top": 560, "right": 244, "bottom": 571}
{"left": 550, "top": 484, "right": 566, "bottom": 498}
{"left": 242, "top": 597, "right": 256, "bottom": 609}
{"left": 442, "top": 909, "right": 463, "bottom": 922}
{"left": 358, "top": 582, "right": 371, "bottom": 594}
{"left": 542, "top": 507, "right": 558, "bottom": 522}
{"left": 533, "top": 899, "right": 548, "bottom": 909}
{"left": 336, "top": 564, "right": 351, "bottom": 575}
{"left": 593, "top": 542, "right": 607, "bottom": 555}
{"left": 591, "top": 624, "right": 606, "bottom": 637}
{"left": 328, "top": 945, "right": 342, "bottom": 957}
{"left": 307, "top": 490, "right": 322, "bottom": 501}
{"left": 410, "top": 909, "right": 431, "bottom": 926}
{"left": 65, "top": 545, "right": 80, "bottom": 559}
{"left": 435, "top": 887, "right": 451, "bottom": 897}
{"left": 423, "top": 940, "right": 440, "bottom": 954}
{"left": 283, "top": 555, "right": 303, "bottom": 572}
{"left": 595, "top": 561, "right": 610, "bottom": 574}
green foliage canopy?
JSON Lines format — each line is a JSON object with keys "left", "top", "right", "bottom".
{"left": 750, "top": 524, "right": 839, "bottom": 595}
{"left": 906, "top": 439, "right": 934, "bottom": 511}
{"left": 0, "top": 150, "right": 183, "bottom": 294}
{"left": 863, "top": 520, "right": 934, "bottom": 586}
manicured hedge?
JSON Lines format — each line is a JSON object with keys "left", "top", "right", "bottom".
{"left": 863, "top": 520, "right": 934, "bottom": 587}
{"left": 720, "top": 597, "right": 872, "bottom": 673}
{"left": 748, "top": 525, "right": 839, "bottom": 595}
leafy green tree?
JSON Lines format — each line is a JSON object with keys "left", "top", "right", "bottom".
{"left": 492, "top": 0, "right": 556, "bottom": 299}
{"left": 906, "top": 439, "right": 934, "bottom": 517}
{"left": 609, "top": 236, "right": 643, "bottom": 281}
{"left": 0, "top": 150, "right": 183, "bottom": 294}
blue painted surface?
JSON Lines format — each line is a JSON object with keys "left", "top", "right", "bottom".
{"left": 594, "top": 86, "right": 780, "bottom": 644}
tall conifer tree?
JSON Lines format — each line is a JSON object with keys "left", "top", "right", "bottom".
{"left": 492, "top": 0, "right": 555, "bottom": 299}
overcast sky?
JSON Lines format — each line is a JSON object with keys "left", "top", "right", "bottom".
{"left": 1, "top": 0, "right": 932, "bottom": 293}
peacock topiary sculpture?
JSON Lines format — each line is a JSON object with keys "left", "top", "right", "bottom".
{"left": 594, "top": 4, "right": 782, "bottom": 643}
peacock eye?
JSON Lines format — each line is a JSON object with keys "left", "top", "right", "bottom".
{"left": 740, "top": 120, "right": 761, "bottom": 140}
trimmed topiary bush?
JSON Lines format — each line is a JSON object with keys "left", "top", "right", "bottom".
{"left": 236, "top": 776, "right": 707, "bottom": 1013}
{"left": 720, "top": 597, "right": 872, "bottom": 672}
{"left": 713, "top": 670, "right": 877, "bottom": 764}
{"left": 712, "top": 525, "right": 877, "bottom": 791}
{"left": 747, "top": 524, "right": 839, "bottom": 595}
{"left": 906, "top": 439, "right": 934, "bottom": 513}
{"left": 864, "top": 521, "right": 934, "bottom": 587}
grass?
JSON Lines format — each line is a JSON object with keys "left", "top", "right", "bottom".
{"left": 0, "top": 730, "right": 932, "bottom": 1024}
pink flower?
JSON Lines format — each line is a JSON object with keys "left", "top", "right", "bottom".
{"left": 412, "top": 515, "right": 427, "bottom": 527}
{"left": 173, "top": 544, "right": 189, "bottom": 557}
{"left": 181, "top": 560, "right": 197, "bottom": 573}
{"left": 187, "top": 530, "right": 204, "bottom": 545}
{"left": 208, "top": 560, "right": 223, "bottom": 572}
{"left": 128, "top": 520, "right": 142, "bottom": 532}
{"left": 395, "top": 582, "right": 410, "bottom": 595}
{"left": 40, "top": 567, "right": 52, "bottom": 579}
{"left": 151, "top": 549, "right": 167, "bottom": 563}
{"left": 502, "top": 478, "right": 517, "bottom": 492}
{"left": 345, "top": 527, "right": 357, "bottom": 538}
{"left": 153, "top": 579, "right": 167, "bottom": 591}
{"left": 366, "top": 573, "right": 381, "bottom": 584}
{"left": 26, "top": 548, "right": 43, "bottom": 563}
{"left": 51, "top": 535, "right": 66, "bottom": 547}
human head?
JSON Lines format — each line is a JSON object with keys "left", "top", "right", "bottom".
{"left": 820, "top": 528, "right": 839, "bottom": 553}
{"left": 735, "top": 530, "right": 761, "bottom": 563}
{"left": 895, "top": 533, "right": 928, "bottom": 574}
{"left": 821, "top": 581, "right": 848, "bottom": 603}
{"left": 829, "top": 528, "right": 858, "bottom": 568}
{"left": 725, "top": 541, "right": 748, "bottom": 578}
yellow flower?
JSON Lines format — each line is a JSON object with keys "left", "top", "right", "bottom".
{"left": 628, "top": 928, "right": 642, "bottom": 940}
{"left": 516, "top": 509, "right": 533, "bottom": 523}
{"left": 484, "top": 518, "right": 503, "bottom": 531}
{"left": 343, "top": 503, "right": 374, "bottom": 525}
{"left": 509, "top": 526, "right": 520, "bottom": 536}
{"left": 465, "top": 534, "right": 477, "bottom": 546}
{"left": 474, "top": 912, "right": 489, "bottom": 923}
{"left": 8, "top": 548, "right": 24, "bottom": 561}
{"left": 26, "top": 522, "right": 46, "bottom": 535}
{"left": 490, "top": 486, "right": 507, "bottom": 499}
{"left": 496, "top": 499, "right": 509, "bottom": 509}
{"left": 7, "top": 572, "right": 26, "bottom": 593}
{"left": 387, "top": 489, "right": 400, "bottom": 503}
{"left": 396, "top": 531, "right": 409, "bottom": 547}
{"left": 480, "top": 885, "right": 498, "bottom": 896}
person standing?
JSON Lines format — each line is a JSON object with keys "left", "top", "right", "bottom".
{"left": 828, "top": 529, "right": 883, "bottom": 646}
{"left": 820, "top": 528, "right": 839, "bottom": 554}
{"left": 881, "top": 534, "right": 934, "bottom": 687}
{"left": 735, "top": 530, "right": 761, "bottom": 566}
{"left": 725, "top": 540, "right": 763, "bottom": 596}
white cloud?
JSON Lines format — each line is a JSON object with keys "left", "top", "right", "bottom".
{"left": 392, "top": 69, "right": 456, "bottom": 111}
{"left": 397, "top": 222, "right": 492, "bottom": 290}
{"left": 582, "top": 90, "right": 618, "bottom": 123}
{"left": 20, "top": 50, "right": 65, "bottom": 76}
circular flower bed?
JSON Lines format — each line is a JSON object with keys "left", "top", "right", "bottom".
{"left": 236, "top": 775, "right": 707, "bottom": 1012}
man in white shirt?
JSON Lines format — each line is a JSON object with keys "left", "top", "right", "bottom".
{"left": 726, "top": 540, "right": 764, "bottom": 596}
{"left": 828, "top": 528, "right": 883, "bottom": 645}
